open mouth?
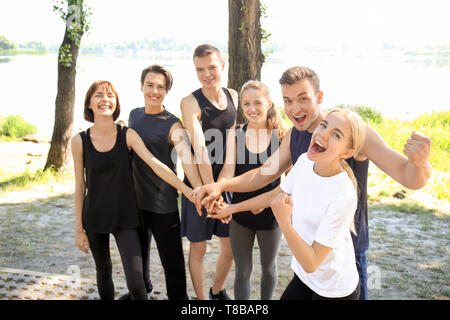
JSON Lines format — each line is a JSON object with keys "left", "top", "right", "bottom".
{"left": 310, "top": 140, "right": 326, "bottom": 153}
{"left": 99, "top": 105, "right": 111, "bottom": 111}
{"left": 293, "top": 114, "right": 306, "bottom": 124}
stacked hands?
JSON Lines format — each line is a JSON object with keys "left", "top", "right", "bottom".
{"left": 192, "top": 186, "right": 233, "bottom": 223}
{"left": 191, "top": 184, "right": 286, "bottom": 224}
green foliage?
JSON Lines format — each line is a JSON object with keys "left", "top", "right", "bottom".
{"left": 0, "top": 166, "right": 72, "bottom": 193}
{"left": 53, "top": 0, "right": 92, "bottom": 67}
{"left": 0, "top": 115, "right": 37, "bottom": 138}
{"left": 0, "top": 35, "right": 16, "bottom": 51}
{"left": 334, "top": 104, "right": 383, "bottom": 124}
{"left": 58, "top": 43, "right": 73, "bottom": 67}
{"left": 259, "top": 0, "right": 272, "bottom": 58}
{"left": 370, "top": 111, "right": 449, "bottom": 172}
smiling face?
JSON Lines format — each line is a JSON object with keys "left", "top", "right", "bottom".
{"left": 282, "top": 78, "right": 323, "bottom": 133}
{"left": 141, "top": 72, "right": 167, "bottom": 109}
{"left": 88, "top": 84, "right": 117, "bottom": 120}
{"left": 307, "top": 111, "right": 355, "bottom": 164}
{"left": 194, "top": 52, "right": 225, "bottom": 89}
{"left": 241, "top": 88, "right": 272, "bottom": 127}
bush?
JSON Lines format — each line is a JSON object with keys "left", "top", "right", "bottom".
{"left": 333, "top": 104, "right": 383, "bottom": 124}
{"left": 0, "top": 115, "right": 37, "bottom": 138}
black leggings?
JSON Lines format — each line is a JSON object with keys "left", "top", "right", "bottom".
{"left": 86, "top": 229, "right": 147, "bottom": 300}
{"left": 280, "top": 273, "right": 360, "bottom": 300}
{"left": 140, "top": 210, "right": 188, "bottom": 300}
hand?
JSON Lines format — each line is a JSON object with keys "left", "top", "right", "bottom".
{"left": 403, "top": 131, "right": 431, "bottom": 168}
{"left": 207, "top": 200, "right": 233, "bottom": 224}
{"left": 270, "top": 192, "right": 293, "bottom": 227}
{"left": 184, "top": 187, "right": 195, "bottom": 204}
{"left": 75, "top": 229, "right": 90, "bottom": 254}
{"left": 193, "top": 182, "right": 223, "bottom": 215}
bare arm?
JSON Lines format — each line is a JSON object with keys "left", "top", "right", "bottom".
{"left": 360, "top": 126, "right": 432, "bottom": 189}
{"left": 180, "top": 95, "right": 214, "bottom": 185}
{"left": 169, "top": 121, "right": 203, "bottom": 188}
{"left": 127, "top": 128, "right": 194, "bottom": 202}
{"left": 209, "top": 186, "right": 283, "bottom": 221}
{"left": 271, "top": 192, "right": 332, "bottom": 273}
{"left": 194, "top": 127, "right": 294, "bottom": 212}
{"left": 70, "top": 134, "right": 90, "bottom": 254}
{"left": 217, "top": 126, "right": 237, "bottom": 183}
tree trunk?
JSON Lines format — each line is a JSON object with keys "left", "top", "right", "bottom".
{"left": 44, "top": 28, "right": 80, "bottom": 171}
{"left": 228, "top": 0, "right": 265, "bottom": 124}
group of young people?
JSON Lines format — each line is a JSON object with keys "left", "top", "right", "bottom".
{"left": 71, "top": 44, "right": 432, "bottom": 301}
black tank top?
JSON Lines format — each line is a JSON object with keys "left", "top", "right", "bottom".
{"left": 128, "top": 107, "right": 180, "bottom": 213}
{"left": 80, "top": 124, "right": 140, "bottom": 233}
{"left": 184, "top": 87, "right": 237, "bottom": 187}
{"left": 232, "top": 124, "right": 280, "bottom": 230}
{"left": 290, "top": 127, "right": 369, "bottom": 253}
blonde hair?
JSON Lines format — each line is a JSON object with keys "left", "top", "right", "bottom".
{"left": 328, "top": 108, "right": 366, "bottom": 234}
{"left": 240, "top": 80, "right": 287, "bottom": 141}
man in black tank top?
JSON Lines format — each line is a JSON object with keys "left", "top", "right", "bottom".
{"left": 195, "top": 66, "right": 432, "bottom": 300}
{"left": 180, "top": 44, "right": 238, "bottom": 300}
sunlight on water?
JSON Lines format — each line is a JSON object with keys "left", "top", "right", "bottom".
{"left": 0, "top": 52, "right": 449, "bottom": 136}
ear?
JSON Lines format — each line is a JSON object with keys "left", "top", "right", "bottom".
{"left": 316, "top": 90, "right": 324, "bottom": 105}
{"left": 341, "top": 148, "right": 354, "bottom": 160}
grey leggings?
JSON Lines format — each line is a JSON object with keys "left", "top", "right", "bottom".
{"left": 229, "top": 219, "right": 282, "bottom": 300}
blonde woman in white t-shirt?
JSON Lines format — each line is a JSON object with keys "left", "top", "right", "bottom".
{"left": 271, "top": 109, "right": 366, "bottom": 300}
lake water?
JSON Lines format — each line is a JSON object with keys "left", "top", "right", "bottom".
{"left": 0, "top": 51, "right": 449, "bottom": 136}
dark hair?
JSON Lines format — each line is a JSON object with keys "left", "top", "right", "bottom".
{"left": 193, "top": 44, "right": 223, "bottom": 61}
{"left": 84, "top": 80, "right": 120, "bottom": 123}
{"left": 279, "top": 66, "right": 320, "bottom": 94}
{"left": 140, "top": 64, "right": 173, "bottom": 91}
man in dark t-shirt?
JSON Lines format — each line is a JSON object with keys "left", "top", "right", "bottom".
{"left": 123, "top": 64, "right": 202, "bottom": 300}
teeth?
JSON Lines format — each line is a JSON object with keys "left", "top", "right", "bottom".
{"left": 294, "top": 114, "right": 306, "bottom": 119}
{"left": 316, "top": 140, "right": 325, "bottom": 148}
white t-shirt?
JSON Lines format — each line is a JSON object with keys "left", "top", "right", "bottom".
{"left": 280, "top": 153, "right": 359, "bottom": 298}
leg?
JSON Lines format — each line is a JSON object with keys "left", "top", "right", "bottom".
{"left": 140, "top": 211, "right": 153, "bottom": 292}
{"left": 280, "top": 273, "right": 313, "bottom": 300}
{"left": 355, "top": 251, "right": 368, "bottom": 300}
{"left": 113, "top": 229, "right": 148, "bottom": 300}
{"left": 229, "top": 219, "right": 255, "bottom": 300}
{"left": 85, "top": 231, "right": 114, "bottom": 300}
{"left": 256, "top": 227, "right": 282, "bottom": 300}
{"left": 211, "top": 236, "right": 234, "bottom": 296}
{"left": 189, "top": 241, "right": 207, "bottom": 300}
{"left": 151, "top": 212, "right": 188, "bottom": 300}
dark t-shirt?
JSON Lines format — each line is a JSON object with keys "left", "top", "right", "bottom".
{"left": 128, "top": 107, "right": 181, "bottom": 213}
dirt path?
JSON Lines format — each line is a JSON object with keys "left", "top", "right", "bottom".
{"left": 0, "top": 141, "right": 448, "bottom": 300}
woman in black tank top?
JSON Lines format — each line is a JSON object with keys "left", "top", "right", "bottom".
{"left": 209, "top": 81, "right": 287, "bottom": 300}
{"left": 71, "top": 80, "right": 194, "bottom": 300}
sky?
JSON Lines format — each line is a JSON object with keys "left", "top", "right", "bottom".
{"left": 1, "top": 0, "right": 449, "bottom": 48}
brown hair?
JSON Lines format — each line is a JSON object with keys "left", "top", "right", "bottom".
{"left": 193, "top": 44, "right": 223, "bottom": 61}
{"left": 84, "top": 80, "right": 120, "bottom": 123}
{"left": 240, "top": 80, "right": 287, "bottom": 141}
{"left": 279, "top": 66, "right": 320, "bottom": 94}
{"left": 140, "top": 64, "right": 173, "bottom": 91}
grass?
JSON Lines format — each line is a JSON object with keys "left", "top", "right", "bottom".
{"left": 0, "top": 166, "right": 73, "bottom": 194}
